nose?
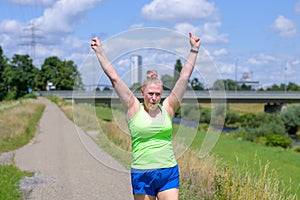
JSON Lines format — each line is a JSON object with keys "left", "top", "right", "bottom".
{"left": 151, "top": 94, "right": 159, "bottom": 102}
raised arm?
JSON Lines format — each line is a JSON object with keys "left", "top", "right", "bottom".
{"left": 163, "top": 33, "right": 201, "bottom": 119}
{"left": 91, "top": 37, "right": 139, "bottom": 117}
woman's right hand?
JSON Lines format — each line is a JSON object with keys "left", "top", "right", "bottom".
{"left": 90, "top": 37, "right": 102, "bottom": 53}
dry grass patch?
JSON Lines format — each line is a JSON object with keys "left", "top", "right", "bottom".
{"left": 0, "top": 99, "right": 45, "bottom": 154}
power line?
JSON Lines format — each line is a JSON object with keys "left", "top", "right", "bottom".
{"left": 20, "top": 20, "right": 44, "bottom": 66}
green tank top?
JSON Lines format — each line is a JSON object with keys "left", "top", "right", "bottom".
{"left": 128, "top": 104, "right": 177, "bottom": 169}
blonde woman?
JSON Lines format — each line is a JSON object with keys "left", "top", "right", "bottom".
{"left": 91, "top": 32, "right": 200, "bottom": 200}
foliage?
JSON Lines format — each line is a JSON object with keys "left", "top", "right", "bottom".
{"left": 0, "top": 99, "right": 45, "bottom": 154}
{"left": 189, "top": 77, "right": 204, "bottom": 90}
{"left": 0, "top": 47, "right": 9, "bottom": 101}
{"left": 161, "top": 74, "right": 174, "bottom": 90}
{"left": 239, "top": 112, "right": 284, "bottom": 129}
{"left": 22, "top": 93, "right": 37, "bottom": 99}
{"left": 2, "top": 54, "right": 37, "bottom": 98}
{"left": 281, "top": 105, "right": 300, "bottom": 135}
{"left": 293, "top": 146, "right": 300, "bottom": 153}
{"left": 173, "top": 59, "right": 182, "bottom": 84}
{"left": 0, "top": 164, "right": 33, "bottom": 200}
{"left": 265, "top": 134, "right": 293, "bottom": 148}
{"left": 0, "top": 47, "right": 84, "bottom": 100}
{"left": 40, "top": 56, "right": 83, "bottom": 90}
{"left": 213, "top": 161, "right": 296, "bottom": 200}
{"left": 225, "top": 109, "right": 240, "bottom": 125}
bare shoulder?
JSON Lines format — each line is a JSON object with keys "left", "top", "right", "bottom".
{"left": 126, "top": 97, "right": 141, "bottom": 121}
{"left": 162, "top": 98, "right": 175, "bottom": 119}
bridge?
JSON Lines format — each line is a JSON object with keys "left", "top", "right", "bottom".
{"left": 39, "top": 90, "right": 300, "bottom": 112}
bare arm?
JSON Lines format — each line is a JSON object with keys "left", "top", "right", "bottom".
{"left": 91, "top": 38, "right": 139, "bottom": 119}
{"left": 163, "top": 33, "right": 201, "bottom": 119}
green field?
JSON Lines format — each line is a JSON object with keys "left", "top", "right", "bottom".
{"left": 188, "top": 129, "right": 300, "bottom": 197}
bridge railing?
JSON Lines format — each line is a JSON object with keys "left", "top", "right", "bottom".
{"left": 38, "top": 90, "right": 300, "bottom": 103}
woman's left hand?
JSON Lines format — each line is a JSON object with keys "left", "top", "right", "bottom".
{"left": 189, "top": 33, "right": 201, "bottom": 50}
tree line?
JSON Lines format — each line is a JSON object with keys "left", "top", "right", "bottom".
{"left": 0, "top": 46, "right": 83, "bottom": 101}
{"left": 1, "top": 46, "right": 300, "bottom": 101}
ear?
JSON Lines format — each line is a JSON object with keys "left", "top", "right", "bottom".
{"left": 140, "top": 88, "right": 144, "bottom": 96}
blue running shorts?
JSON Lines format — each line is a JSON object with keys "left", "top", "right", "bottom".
{"left": 130, "top": 165, "right": 180, "bottom": 196}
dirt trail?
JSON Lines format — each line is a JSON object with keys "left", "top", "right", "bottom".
{"left": 14, "top": 98, "right": 133, "bottom": 200}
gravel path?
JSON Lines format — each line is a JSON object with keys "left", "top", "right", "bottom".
{"left": 14, "top": 98, "right": 133, "bottom": 200}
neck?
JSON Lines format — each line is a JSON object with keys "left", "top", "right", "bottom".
{"left": 143, "top": 105, "right": 161, "bottom": 118}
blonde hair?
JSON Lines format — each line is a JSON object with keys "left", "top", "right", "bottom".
{"left": 141, "top": 70, "right": 162, "bottom": 90}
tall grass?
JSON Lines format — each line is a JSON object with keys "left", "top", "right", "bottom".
{"left": 0, "top": 99, "right": 45, "bottom": 154}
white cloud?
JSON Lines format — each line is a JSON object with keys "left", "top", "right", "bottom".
{"left": 34, "top": 0, "right": 103, "bottom": 34}
{"left": 295, "top": 2, "right": 300, "bottom": 14}
{"left": 291, "top": 59, "right": 300, "bottom": 66}
{"left": 8, "top": 0, "right": 55, "bottom": 6}
{"left": 247, "top": 54, "right": 277, "bottom": 66}
{"left": 174, "top": 22, "right": 228, "bottom": 44}
{"left": 218, "top": 62, "right": 235, "bottom": 76}
{"left": 0, "top": 19, "right": 24, "bottom": 34}
{"left": 269, "top": 15, "right": 297, "bottom": 38}
{"left": 212, "top": 48, "right": 228, "bottom": 57}
{"left": 141, "top": 0, "right": 218, "bottom": 22}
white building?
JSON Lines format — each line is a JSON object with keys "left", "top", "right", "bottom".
{"left": 130, "top": 55, "right": 142, "bottom": 86}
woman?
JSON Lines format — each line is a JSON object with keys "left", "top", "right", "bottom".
{"left": 91, "top": 32, "right": 200, "bottom": 200}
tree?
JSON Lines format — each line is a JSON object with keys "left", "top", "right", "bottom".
{"left": 0, "top": 46, "right": 9, "bottom": 100}
{"left": 40, "top": 56, "right": 83, "bottom": 90}
{"left": 173, "top": 59, "right": 182, "bottom": 85}
{"left": 266, "top": 84, "right": 284, "bottom": 91}
{"left": 212, "top": 79, "right": 225, "bottom": 90}
{"left": 287, "top": 82, "right": 300, "bottom": 91}
{"left": 190, "top": 77, "right": 204, "bottom": 90}
{"left": 3, "top": 54, "right": 37, "bottom": 98}
{"left": 130, "top": 82, "right": 142, "bottom": 92}
{"left": 161, "top": 74, "right": 174, "bottom": 90}
{"left": 281, "top": 105, "right": 300, "bottom": 135}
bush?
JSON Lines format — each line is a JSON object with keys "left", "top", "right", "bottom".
{"left": 281, "top": 105, "right": 300, "bottom": 135}
{"left": 225, "top": 109, "right": 240, "bottom": 125}
{"left": 244, "top": 122, "right": 286, "bottom": 142}
{"left": 22, "top": 93, "right": 37, "bottom": 99}
{"left": 4, "top": 91, "right": 17, "bottom": 100}
{"left": 293, "top": 146, "right": 300, "bottom": 153}
{"left": 228, "top": 129, "right": 247, "bottom": 140}
{"left": 200, "top": 108, "right": 211, "bottom": 124}
{"left": 265, "top": 134, "right": 293, "bottom": 148}
{"left": 240, "top": 113, "right": 284, "bottom": 129}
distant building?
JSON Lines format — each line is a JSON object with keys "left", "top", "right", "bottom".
{"left": 130, "top": 55, "right": 142, "bottom": 86}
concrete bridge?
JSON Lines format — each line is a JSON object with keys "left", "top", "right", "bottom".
{"left": 39, "top": 90, "right": 300, "bottom": 113}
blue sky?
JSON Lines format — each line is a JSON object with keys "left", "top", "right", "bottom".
{"left": 0, "top": 0, "right": 300, "bottom": 88}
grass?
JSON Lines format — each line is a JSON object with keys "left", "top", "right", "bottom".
{"left": 200, "top": 103, "right": 265, "bottom": 114}
{"left": 0, "top": 99, "right": 45, "bottom": 154}
{"left": 0, "top": 164, "right": 33, "bottom": 200}
{"left": 0, "top": 98, "right": 45, "bottom": 200}
{"left": 190, "top": 130, "right": 300, "bottom": 198}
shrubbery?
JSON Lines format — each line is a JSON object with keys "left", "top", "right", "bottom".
{"left": 228, "top": 112, "right": 294, "bottom": 148}
{"left": 178, "top": 103, "right": 298, "bottom": 149}
{"left": 281, "top": 105, "right": 300, "bottom": 135}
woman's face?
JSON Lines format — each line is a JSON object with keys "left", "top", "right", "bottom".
{"left": 141, "top": 83, "right": 163, "bottom": 112}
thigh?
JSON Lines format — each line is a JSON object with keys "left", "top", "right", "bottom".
{"left": 134, "top": 194, "right": 156, "bottom": 200}
{"left": 157, "top": 188, "right": 179, "bottom": 200}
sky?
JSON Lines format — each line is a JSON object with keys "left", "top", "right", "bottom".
{"left": 0, "top": 0, "right": 300, "bottom": 89}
